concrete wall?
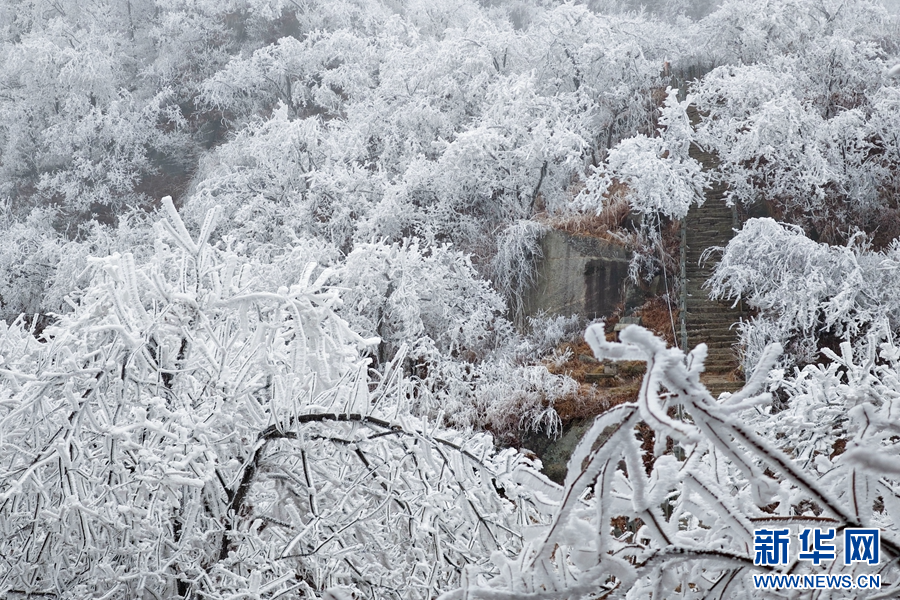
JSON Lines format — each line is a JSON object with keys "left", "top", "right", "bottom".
{"left": 523, "top": 230, "right": 631, "bottom": 320}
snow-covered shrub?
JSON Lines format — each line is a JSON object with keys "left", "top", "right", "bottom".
{"left": 701, "top": 0, "right": 891, "bottom": 68}
{"left": 335, "top": 238, "right": 580, "bottom": 439}
{"left": 337, "top": 239, "right": 512, "bottom": 365}
{"left": 490, "top": 219, "right": 547, "bottom": 323}
{"left": 0, "top": 207, "right": 60, "bottom": 323}
{"left": 40, "top": 210, "right": 160, "bottom": 316}
{"left": 182, "top": 104, "right": 345, "bottom": 247}
{"left": 576, "top": 89, "right": 707, "bottom": 221}
{"left": 572, "top": 88, "right": 704, "bottom": 285}
{"left": 422, "top": 357, "right": 569, "bottom": 441}
{"left": 0, "top": 200, "right": 549, "bottom": 599}
{"left": 708, "top": 218, "right": 900, "bottom": 369}
{"left": 516, "top": 313, "right": 584, "bottom": 363}
{"left": 687, "top": 22, "right": 900, "bottom": 242}
{"left": 735, "top": 314, "right": 818, "bottom": 375}
{"left": 760, "top": 329, "right": 900, "bottom": 524}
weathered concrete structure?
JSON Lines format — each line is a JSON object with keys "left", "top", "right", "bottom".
{"left": 523, "top": 230, "right": 631, "bottom": 320}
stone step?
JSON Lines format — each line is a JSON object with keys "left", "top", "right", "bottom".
{"left": 693, "top": 209, "right": 733, "bottom": 216}
{"left": 684, "top": 316, "right": 743, "bottom": 324}
{"left": 684, "top": 259, "right": 725, "bottom": 266}
{"left": 685, "top": 239, "right": 730, "bottom": 247}
{"left": 684, "top": 343, "right": 738, "bottom": 354}
{"left": 684, "top": 316, "right": 744, "bottom": 326}
{"left": 705, "top": 382, "right": 744, "bottom": 395}
{"left": 686, "top": 231, "right": 732, "bottom": 238}
{"left": 702, "top": 357, "right": 740, "bottom": 365}
{"left": 683, "top": 301, "right": 740, "bottom": 311}
{"left": 690, "top": 347, "right": 739, "bottom": 357}
{"left": 683, "top": 310, "right": 744, "bottom": 320}
{"left": 683, "top": 312, "right": 743, "bottom": 321}
{"left": 684, "top": 255, "right": 726, "bottom": 263}
{"left": 686, "top": 308, "right": 737, "bottom": 316}
{"left": 683, "top": 296, "right": 735, "bottom": 304}
{"left": 687, "top": 213, "right": 727, "bottom": 219}
{"left": 688, "top": 218, "right": 732, "bottom": 225}
{"left": 685, "top": 243, "right": 728, "bottom": 250}
{"left": 683, "top": 284, "right": 718, "bottom": 292}
{"left": 686, "top": 231, "right": 731, "bottom": 238}
{"left": 692, "top": 230, "right": 730, "bottom": 235}
{"left": 702, "top": 356, "right": 739, "bottom": 364}
{"left": 690, "top": 324, "right": 740, "bottom": 333}
{"left": 692, "top": 218, "right": 732, "bottom": 223}
{"left": 686, "top": 231, "right": 730, "bottom": 238}
{"left": 687, "top": 333, "right": 739, "bottom": 345}
{"left": 686, "top": 328, "right": 742, "bottom": 338}
{"left": 680, "top": 126, "right": 744, "bottom": 387}
{"left": 687, "top": 233, "right": 731, "bottom": 240}
{"left": 683, "top": 294, "right": 737, "bottom": 303}
{"left": 683, "top": 300, "right": 741, "bottom": 310}
{"left": 692, "top": 358, "right": 739, "bottom": 367}
{"left": 686, "top": 348, "right": 738, "bottom": 359}
{"left": 688, "top": 315, "right": 743, "bottom": 324}
{"left": 684, "top": 305, "right": 742, "bottom": 314}
{"left": 684, "top": 257, "right": 727, "bottom": 265}
{"left": 702, "top": 368, "right": 741, "bottom": 377}
{"left": 690, "top": 222, "right": 733, "bottom": 229}
{"left": 684, "top": 286, "right": 724, "bottom": 295}
{"left": 702, "top": 354, "right": 739, "bottom": 361}
{"left": 689, "top": 321, "right": 741, "bottom": 332}
{"left": 684, "top": 253, "right": 727, "bottom": 262}
{"left": 704, "top": 367, "right": 741, "bottom": 376}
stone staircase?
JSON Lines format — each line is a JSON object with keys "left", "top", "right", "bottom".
{"left": 680, "top": 110, "right": 747, "bottom": 395}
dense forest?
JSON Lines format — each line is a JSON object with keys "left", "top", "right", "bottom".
{"left": 2, "top": 0, "right": 900, "bottom": 598}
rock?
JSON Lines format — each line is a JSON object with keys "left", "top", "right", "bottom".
{"left": 520, "top": 418, "right": 594, "bottom": 484}
{"left": 521, "top": 417, "right": 618, "bottom": 484}
{"left": 614, "top": 316, "right": 642, "bottom": 331}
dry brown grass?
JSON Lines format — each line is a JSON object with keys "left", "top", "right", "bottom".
{"left": 635, "top": 296, "right": 679, "bottom": 347}
{"left": 545, "top": 334, "right": 643, "bottom": 425}
{"left": 541, "top": 181, "right": 635, "bottom": 245}
{"left": 542, "top": 296, "right": 685, "bottom": 426}
{"left": 546, "top": 338, "right": 599, "bottom": 381}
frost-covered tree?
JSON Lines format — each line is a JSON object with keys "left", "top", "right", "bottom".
{"left": 0, "top": 206, "right": 60, "bottom": 322}
{"left": 679, "top": 0, "right": 900, "bottom": 243}
{"left": 707, "top": 217, "right": 900, "bottom": 371}
{"left": 0, "top": 199, "right": 552, "bottom": 599}
{"left": 186, "top": 1, "right": 684, "bottom": 279}
{"left": 0, "top": 6, "right": 191, "bottom": 217}
{"left": 576, "top": 88, "right": 706, "bottom": 220}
